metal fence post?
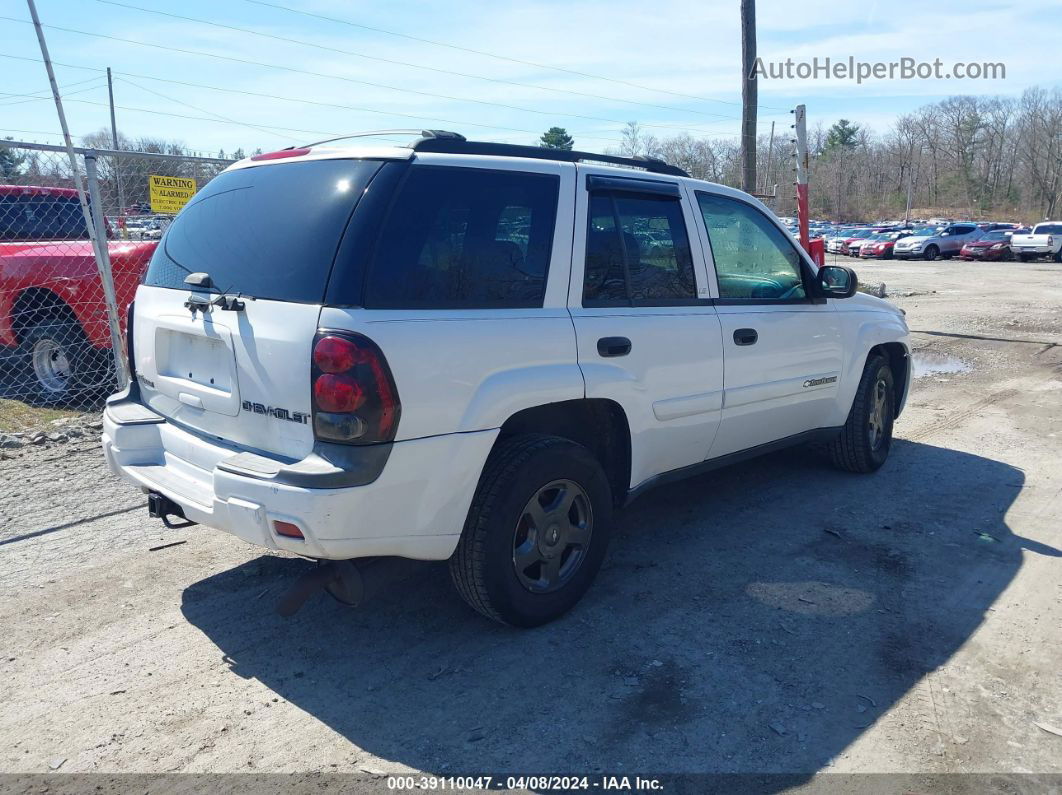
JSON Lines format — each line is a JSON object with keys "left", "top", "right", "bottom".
{"left": 84, "top": 152, "right": 129, "bottom": 388}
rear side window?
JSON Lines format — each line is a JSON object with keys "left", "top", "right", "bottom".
{"left": 0, "top": 196, "right": 87, "bottom": 241}
{"left": 583, "top": 192, "right": 696, "bottom": 306}
{"left": 144, "top": 159, "right": 381, "bottom": 302}
{"left": 363, "top": 166, "right": 559, "bottom": 309}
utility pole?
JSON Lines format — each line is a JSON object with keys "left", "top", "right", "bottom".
{"left": 107, "top": 67, "right": 125, "bottom": 219}
{"left": 762, "top": 120, "right": 775, "bottom": 195}
{"left": 740, "top": 0, "right": 757, "bottom": 193}
{"left": 792, "top": 104, "right": 809, "bottom": 251}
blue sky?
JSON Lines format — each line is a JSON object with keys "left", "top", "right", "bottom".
{"left": 2, "top": 0, "right": 1059, "bottom": 155}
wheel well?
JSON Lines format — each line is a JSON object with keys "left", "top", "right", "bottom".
{"left": 870, "top": 342, "right": 909, "bottom": 417}
{"left": 497, "top": 399, "right": 632, "bottom": 506}
{"left": 11, "top": 288, "right": 78, "bottom": 343}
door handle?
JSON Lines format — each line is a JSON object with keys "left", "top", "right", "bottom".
{"left": 733, "top": 328, "right": 758, "bottom": 346}
{"left": 597, "top": 336, "right": 632, "bottom": 357}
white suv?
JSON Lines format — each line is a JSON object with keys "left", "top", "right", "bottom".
{"left": 102, "top": 131, "right": 911, "bottom": 626}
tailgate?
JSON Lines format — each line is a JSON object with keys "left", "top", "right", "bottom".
{"left": 134, "top": 286, "right": 321, "bottom": 459}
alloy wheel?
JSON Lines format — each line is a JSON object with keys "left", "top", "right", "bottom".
{"left": 512, "top": 479, "right": 593, "bottom": 593}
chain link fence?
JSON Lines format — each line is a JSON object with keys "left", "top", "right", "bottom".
{"left": 0, "top": 140, "right": 232, "bottom": 431}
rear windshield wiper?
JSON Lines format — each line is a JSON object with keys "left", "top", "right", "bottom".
{"left": 182, "top": 272, "right": 250, "bottom": 314}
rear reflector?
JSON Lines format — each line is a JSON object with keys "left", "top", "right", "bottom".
{"left": 273, "top": 520, "right": 304, "bottom": 539}
{"left": 250, "top": 147, "right": 311, "bottom": 161}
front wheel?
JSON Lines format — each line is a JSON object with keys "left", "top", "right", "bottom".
{"left": 829, "top": 353, "right": 895, "bottom": 474}
{"left": 924, "top": 245, "right": 939, "bottom": 261}
{"left": 450, "top": 434, "right": 613, "bottom": 627}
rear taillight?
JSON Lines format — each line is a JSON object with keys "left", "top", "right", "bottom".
{"left": 311, "top": 331, "right": 400, "bottom": 444}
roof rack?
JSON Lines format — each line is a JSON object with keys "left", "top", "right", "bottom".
{"left": 301, "top": 129, "right": 461, "bottom": 148}
{"left": 409, "top": 131, "right": 689, "bottom": 177}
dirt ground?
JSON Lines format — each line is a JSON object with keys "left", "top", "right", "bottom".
{"left": 1, "top": 258, "right": 1061, "bottom": 787}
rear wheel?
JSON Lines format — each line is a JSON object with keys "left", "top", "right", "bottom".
{"left": 450, "top": 434, "right": 612, "bottom": 627}
{"left": 19, "top": 316, "right": 112, "bottom": 404}
{"left": 1054, "top": 249, "right": 1062, "bottom": 263}
{"left": 829, "top": 353, "right": 895, "bottom": 474}
{"left": 1019, "top": 253, "right": 1032, "bottom": 262}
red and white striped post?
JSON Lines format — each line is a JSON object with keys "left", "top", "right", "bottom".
{"left": 793, "top": 104, "right": 810, "bottom": 252}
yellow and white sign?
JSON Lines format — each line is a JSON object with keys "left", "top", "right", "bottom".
{"left": 148, "top": 175, "right": 197, "bottom": 214}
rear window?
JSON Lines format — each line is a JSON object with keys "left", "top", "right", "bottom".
{"left": 0, "top": 195, "right": 87, "bottom": 241}
{"left": 361, "top": 166, "right": 560, "bottom": 309}
{"left": 144, "top": 159, "right": 382, "bottom": 302}
{"left": 1034, "top": 224, "right": 1062, "bottom": 235}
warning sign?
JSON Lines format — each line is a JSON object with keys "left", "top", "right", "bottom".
{"left": 148, "top": 175, "right": 197, "bottom": 214}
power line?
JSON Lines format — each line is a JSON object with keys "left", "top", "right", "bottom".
{"left": 99, "top": 0, "right": 748, "bottom": 126}
{"left": 1, "top": 16, "right": 777, "bottom": 137}
{"left": 244, "top": 0, "right": 791, "bottom": 112}
{"left": 0, "top": 88, "right": 350, "bottom": 139}
{"left": 0, "top": 127, "right": 70, "bottom": 141}
{"left": 0, "top": 54, "right": 629, "bottom": 145}
{"left": 0, "top": 75, "right": 105, "bottom": 106}
{"left": 115, "top": 77, "right": 299, "bottom": 142}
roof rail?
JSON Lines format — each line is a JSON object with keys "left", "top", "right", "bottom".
{"left": 301, "top": 129, "right": 464, "bottom": 148}
{"left": 409, "top": 135, "right": 689, "bottom": 178}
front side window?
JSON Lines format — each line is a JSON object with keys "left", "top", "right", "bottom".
{"left": 583, "top": 192, "right": 696, "bottom": 305}
{"left": 696, "top": 192, "right": 806, "bottom": 301}
{"left": 364, "top": 166, "right": 559, "bottom": 308}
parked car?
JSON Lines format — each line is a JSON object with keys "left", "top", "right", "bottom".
{"left": 0, "top": 184, "right": 157, "bottom": 401}
{"left": 892, "top": 223, "right": 981, "bottom": 260}
{"left": 959, "top": 229, "right": 1015, "bottom": 261}
{"left": 848, "top": 228, "right": 898, "bottom": 258}
{"left": 125, "top": 218, "right": 164, "bottom": 241}
{"left": 1009, "top": 222, "right": 1062, "bottom": 262}
{"left": 825, "top": 228, "right": 860, "bottom": 254}
{"left": 859, "top": 231, "right": 914, "bottom": 260}
{"left": 833, "top": 228, "right": 874, "bottom": 256}
{"left": 101, "top": 132, "right": 911, "bottom": 626}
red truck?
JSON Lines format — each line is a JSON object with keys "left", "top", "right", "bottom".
{"left": 0, "top": 185, "right": 156, "bottom": 402}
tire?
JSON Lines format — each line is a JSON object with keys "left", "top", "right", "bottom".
{"left": 1054, "top": 249, "right": 1062, "bottom": 264}
{"left": 1019, "top": 253, "right": 1032, "bottom": 262}
{"left": 19, "top": 316, "right": 112, "bottom": 405}
{"left": 449, "top": 434, "right": 613, "bottom": 627}
{"left": 828, "top": 353, "right": 895, "bottom": 474}
{"left": 924, "top": 245, "right": 939, "bottom": 261}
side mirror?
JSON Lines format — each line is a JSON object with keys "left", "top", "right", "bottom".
{"left": 940, "top": 231, "right": 950, "bottom": 236}
{"left": 817, "top": 265, "right": 858, "bottom": 299}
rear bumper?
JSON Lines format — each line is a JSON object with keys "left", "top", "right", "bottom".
{"left": 1011, "top": 245, "right": 1054, "bottom": 255}
{"left": 102, "top": 393, "right": 497, "bottom": 561}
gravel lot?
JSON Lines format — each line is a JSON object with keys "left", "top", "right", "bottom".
{"left": 1, "top": 258, "right": 1061, "bottom": 786}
